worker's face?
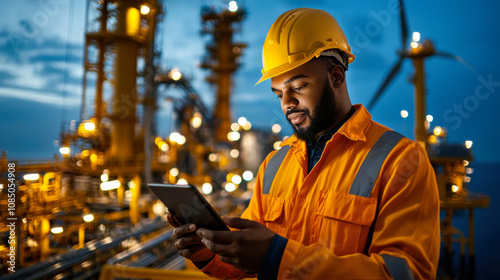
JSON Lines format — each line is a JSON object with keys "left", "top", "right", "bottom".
{"left": 271, "top": 60, "right": 337, "bottom": 141}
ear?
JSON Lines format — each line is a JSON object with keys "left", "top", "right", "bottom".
{"left": 328, "top": 65, "right": 345, "bottom": 88}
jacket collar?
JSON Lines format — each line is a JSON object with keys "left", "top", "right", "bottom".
{"left": 336, "top": 104, "right": 370, "bottom": 142}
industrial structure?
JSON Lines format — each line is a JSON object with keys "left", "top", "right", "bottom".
{"left": 0, "top": 0, "right": 490, "bottom": 279}
{"left": 0, "top": 1, "right": 278, "bottom": 279}
{"left": 367, "top": 1, "right": 490, "bottom": 278}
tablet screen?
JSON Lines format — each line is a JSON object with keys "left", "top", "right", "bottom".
{"left": 147, "top": 183, "right": 229, "bottom": 231}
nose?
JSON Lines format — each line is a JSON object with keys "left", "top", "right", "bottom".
{"left": 281, "top": 91, "right": 298, "bottom": 112}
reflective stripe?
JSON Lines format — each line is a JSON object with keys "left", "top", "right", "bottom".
{"left": 349, "top": 130, "right": 404, "bottom": 197}
{"left": 262, "top": 145, "right": 291, "bottom": 194}
{"left": 262, "top": 130, "right": 403, "bottom": 195}
{"left": 381, "top": 254, "right": 415, "bottom": 280}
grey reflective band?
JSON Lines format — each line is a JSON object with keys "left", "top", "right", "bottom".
{"left": 262, "top": 145, "right": 291, "bottom": 194}
{"left": 262, "top": 130, "right": 403, "bottom": 195}
{"left": 349, "top": 130, "right": 404, "bottom": 197}
{"left": 381, "top": 254, "right": 415, "bottom": 280}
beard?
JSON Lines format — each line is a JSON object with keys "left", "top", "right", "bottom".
{"left": 286, "top": 80, "right": 337, "bottom": 141}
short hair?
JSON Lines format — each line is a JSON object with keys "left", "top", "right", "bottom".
{"left": 316, "top": 49, "right": 349, "bottom": 71}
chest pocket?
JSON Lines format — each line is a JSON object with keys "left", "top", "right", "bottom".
{"left": 317, "top": 191, "right": 376, "bottom": 255}
{"left": 261, "top": 195, "right": 286, "bottom": 236}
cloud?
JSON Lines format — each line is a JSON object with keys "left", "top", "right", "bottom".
{"left": 0, "top": 70, "right": 16, "bottom": 84}
{"left": 0, "top": 86, "right": 80, "bottom": 106}
{"left": 0, "top": 27, "right": 84, "bottom": 106}
{"left": 28, "top": 51, "right": 82, "bottom": 64}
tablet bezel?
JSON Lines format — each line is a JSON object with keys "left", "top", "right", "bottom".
{"left": 147, "top": 183, "right": 229, "bottom": 231}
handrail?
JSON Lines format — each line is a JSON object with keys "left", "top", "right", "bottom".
{"left": 107, "top": 227, "right": 173, "bottom": 265}
{"left": 99, "top": 265, "right": 212, "bottom": 280}
{"left": 2, "top": 218, "right": 167, "bottom": 280}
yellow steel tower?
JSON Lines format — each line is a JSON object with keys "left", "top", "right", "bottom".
{"left": 82, "top": 0, "right": 159, "bottom": 162}
{"left": 201, "top": 5, "right": 246, "bottom": 143}
{"left": 78, "top": 0, "right": 162, "bottom": 223}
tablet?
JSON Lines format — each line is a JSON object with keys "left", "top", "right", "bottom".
{"left": 147, "top": 183, "right": 229, "bottom": 231}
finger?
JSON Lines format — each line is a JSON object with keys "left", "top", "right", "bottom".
{"left": 200, "top": 238, "right": 234, "bottom": 256}
{"left": 172, "top": 224, "right": 197, "bottom": 240}
{"left": 196, "top": 228, "right": 234, "bottom": 244}
{"left": 222, "top": 216, "right": 259, "bottom": 229}
{"left": 175, "top": 234, "right": 203, "bottom": 250}
{"left": 167, "top": 212, "right": 181, "bottom": 227}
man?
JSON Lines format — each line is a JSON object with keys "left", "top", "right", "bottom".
{"left": 168, "top": 8, "right": 440, "bottom": 280}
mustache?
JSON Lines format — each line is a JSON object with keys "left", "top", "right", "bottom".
{"left": 286, "top": 109, "right": 309, "bottom": 119}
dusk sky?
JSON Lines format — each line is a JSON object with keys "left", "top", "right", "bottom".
{"left": 1, "top": 0, "right": 499, "bottom": 162}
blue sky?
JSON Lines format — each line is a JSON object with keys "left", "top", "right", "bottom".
{"left": 1, "top": 0, "right": 499, "bottom": 162}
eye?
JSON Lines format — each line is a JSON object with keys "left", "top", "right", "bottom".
{"left": 277, "top": 93, "right": 283, "bottom": 99}
{"left": 293, "top": 83, "right": 307, "bottom": 91}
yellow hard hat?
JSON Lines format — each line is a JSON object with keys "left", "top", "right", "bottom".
{"left": 256, "top": 8, "right": 355, "bottom": 84}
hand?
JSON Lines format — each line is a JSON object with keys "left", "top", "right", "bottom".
{"left": 167, "top": 212, "right": 215, "bottom": 266}
{"left": 196, "top": 216, "right": 275, "bottom": 273}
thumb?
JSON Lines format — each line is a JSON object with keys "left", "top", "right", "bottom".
{"left": 222, "top": 216, "right": 259, "bottom": 229}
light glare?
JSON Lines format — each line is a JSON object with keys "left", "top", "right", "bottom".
{"left": 412, "top": 31, "right": 421, "bottom": 42}
{"left": 170, "top": 68, "right": 182, "bottom": 81}
{"left": 237, "top": 117, "right": 247, "bottom": 126}
{"left": 229, "top": 1, "right": 238, "bottom": 12}
{"left": 272, "top": 124, "right": 281, "bottom": 134}
{"left": 465, "top": 140, "right": 473, "bottom": 149}
{"left": 51, "top": 227, "right": 64, "bottom": 234}
{"left": 83, "top": 214, "right": 94, "bottom": 222}
{"left": 59, "top": 146, "right": 70, "bottom": 155}
{"left": 202, "top": 183, "right": 213, "bottom": 195}
{"left": 242, "top": 121, "right": 252, "bottom": 130}
{"left": 100, "top": 180, "right": 121, "bottom": 191}
{"left": 84, "top": 122, "right": 96, "bottom": 131}
{"left": 24, "top": 173, "right": 40, "bottom": 181}
{"left": 230, "top": 149, "right": 239, "bottom": 158}
{"left": 140, "top": 5, "right": 150, "bottom": 15}
{"left": 231, "top": 122, "right": 240, "bottom": 131}
{"left": 208, "top": 153, "right": 219, "bottom": 162}
{"left": 225, "top": 183, "right": 236, "bottom": 192}
{"left": 170, "top": 168, "right": 179, "bottom": 177}
{"left": 160, "top": 142, "right": 169, "bottom": 151}
{"left": 190, "top": 113, "right": 202, "bottom": 128}
{"left": 273, "top": 141, "right": 282, "bottom": 150}
{"left": 101, "top": 173, "right": 109, "bottom": 182}
{"left": 242, "top": 171, "right": 253, "bottom": 181}
{"left": 177, "top": 135, "right": 186, "bottom": 145}
{"left": 228, "top": 131, "right": 241, "bottom": 141}
{"left": 433, "top": 126, "right": 442, "bottom": 136}
{"left": 231, "top": 175, "right": 242, "bottom": 185}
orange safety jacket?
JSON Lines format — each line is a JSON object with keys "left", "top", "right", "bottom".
{"left": 201, "top": 104, "right": 440, "bottom": 279}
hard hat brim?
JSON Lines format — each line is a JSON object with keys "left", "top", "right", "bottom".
{"left": 255, "top": 58, "right": 311, "bottom": 85}
{"left": 255, "top": 51, "right": 355, "bottom": 85}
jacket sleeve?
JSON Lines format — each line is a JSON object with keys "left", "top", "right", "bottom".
{"left": 274, "top": 142, "right": 440, "bottom": 280}
{"left": 198, "top": 254, "right": 255, "bottom": 279}
{"left": 199, "top": 152, "right": 277, "bottom": 279}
